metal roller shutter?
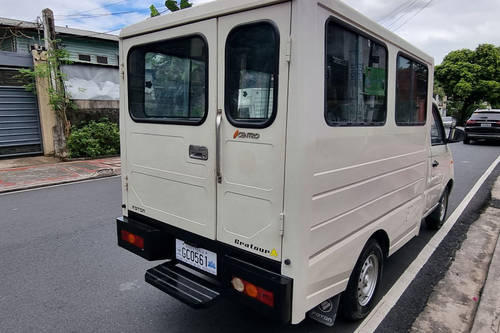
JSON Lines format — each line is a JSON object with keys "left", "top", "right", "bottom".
{"left": 0, "top": 86, "right": 43, "bottom": 157}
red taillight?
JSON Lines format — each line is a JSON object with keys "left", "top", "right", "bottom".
{"left": 466, "top": 119, "right": 477, "bottom": 125}
{"left": 231, "top": 277, "right": 275, "bottom": 307}
{"left": 120, "top": 230, "right": 144, "bottom": 249}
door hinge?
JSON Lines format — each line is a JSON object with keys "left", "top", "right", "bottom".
{"left": 280, "top": 213, "right": 285, "bottom": 236}
{"left": 285, "top": 37, "right": 292, "bottom": 63}
{"left": 120, "top": 64, "right": 125, "bottom": 80}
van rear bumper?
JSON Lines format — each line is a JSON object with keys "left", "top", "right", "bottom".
{"left": 116, "top": 214, "right": 293, "bottom": 323}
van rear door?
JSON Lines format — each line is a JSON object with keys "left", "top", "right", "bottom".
{"left": 216, "top": 3, "right": 291, "bottom": 261}
{"left": 123, "top": 19, "right": 218, "bottom": 239}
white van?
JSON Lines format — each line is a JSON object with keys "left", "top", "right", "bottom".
{"left": 116, "top": 0, "right": 463, "bottom": 325}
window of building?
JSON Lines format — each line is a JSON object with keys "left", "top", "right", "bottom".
{"left": 0, "top": 68, "right": 30, "bottom": 86}
{"left": 225, "top": 22, "right": 279, "bottom": 128}
{"left": 78, "top": 54, "right": 91, "bottom": 62}
{"left": 127, "top": 35, "right": 208, "bottom": 124}
{"left": 96, "top": 56, "right": 108, "bottom": 64}
{"left": 325, "top": 19, "right": 388, "bottom": 126}
{"left": 0, "top": 36, "right": 16, "bottom": 52}
{"left": 395, "top": 55, "right": 428, "bottom": 126}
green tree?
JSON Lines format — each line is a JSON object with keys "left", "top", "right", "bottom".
{"left": 150, "top": 0, "right": 192, "bottom": 16}
{"left": 435, "top": 44, "right": 500, "bottom": 125}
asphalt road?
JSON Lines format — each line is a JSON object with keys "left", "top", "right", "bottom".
{"left": 0, "top": 141, "right": 498, "bottom": 333}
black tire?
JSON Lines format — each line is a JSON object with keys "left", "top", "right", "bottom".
{"left": 463, "top": 135, "right": 470, "bottom": 144}
{"left": 426, "top": 188, "right": 449, "bottom": 230}
{"left": 339, "top": 239, "right": 384, "bottom": 321}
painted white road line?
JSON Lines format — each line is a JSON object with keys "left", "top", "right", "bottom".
{"left": 0, "top": 175, "right": 121, "bottom": 196}
{"left": 355, "top": 154, "right": 500, "bottom": 333}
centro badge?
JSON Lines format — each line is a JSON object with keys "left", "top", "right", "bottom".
{"left": 233, "top": 129, "right": 260, "bottom": 140}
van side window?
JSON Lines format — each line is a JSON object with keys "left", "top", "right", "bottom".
{"left": 395, "top": 55, "right": 428, "bottom": 126}
{"left": 431, "top": 106, "right": 445, "bottom": 145}
{"left": 325, "top": 19, "right": 388, "bottom": 126}
{"left": 225, "top": 22, "right": 279, "bottom": 128}
{"left": 127, "top": 35, "right": 208, "bottom": 125}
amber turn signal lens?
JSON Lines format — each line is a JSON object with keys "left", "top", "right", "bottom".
{"left": 245, "top": 283, "right": 258, "bottom": 298}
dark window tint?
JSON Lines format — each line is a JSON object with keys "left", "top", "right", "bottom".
{"left": 396, "top": 55, "right": 428, "bottom": 126}
{"left": 431, "top": 107, "right": 445, "bottom": 145}
{"left": 127, "top": 35, "right": 208, "bottom": 124}
{"left": 325, "top": 20, "right": 387, "bottom": 126}
{"left": 470, "top": 112, "right": 500, "bottom": 121}
{"left": 225, "top": 22, "right": 279, "bottom": 127}
{"left": 78, "top": 54, "right": 91, "bottom": 62}
{"left": 96, "top": 56, "right": 108, "bottom": 64}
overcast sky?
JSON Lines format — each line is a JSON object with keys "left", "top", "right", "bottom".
{"left": 3, "top": 0, "right": 499, "bottom": 64}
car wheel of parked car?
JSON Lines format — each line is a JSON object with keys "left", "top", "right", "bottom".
{"left": 340, "top": 239, "right": 383, "bottom": 321}
{"left": 463, "top": 135, "right": 470, "bottom": 144}
{"left": 426, "top": 188, "right": 449, "bottom": 230}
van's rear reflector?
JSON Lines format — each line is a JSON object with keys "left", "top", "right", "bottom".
{"left": 116, "top": 216, "right": 172, "bottom": 261}
{"left": 121, "top": 230, "right": 144, "bottom": 249}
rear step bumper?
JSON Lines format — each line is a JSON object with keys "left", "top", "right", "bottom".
{"left": 117, "top": 213, "right": 293, "bottom": 323}
{"left": 146, "top": 261, "right": 222, "bottom": 308}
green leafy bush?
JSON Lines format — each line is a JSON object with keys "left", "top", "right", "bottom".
{"left": 67, "top": 119, "right": 120, "bottom": 158}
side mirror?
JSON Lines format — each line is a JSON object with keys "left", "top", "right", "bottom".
{"left": 447, "top": 127, "right": 465, "bottom": 143}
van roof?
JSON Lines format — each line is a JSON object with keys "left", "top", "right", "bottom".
{"left": 120, "top": 0, "right": 433, "bottom": 65}
{"left": 120, "top": 0, "right": 285, "bottom": 38}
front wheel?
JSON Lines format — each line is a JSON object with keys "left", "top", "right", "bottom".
{"left": 426, "top": 188, "right": 449, "bottom": 230}
{"left": 339, "top": 239, "right": 383, "bottom": 321}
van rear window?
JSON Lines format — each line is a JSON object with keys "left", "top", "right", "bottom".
{"left": 225, "top": 22, "right": 279, "bottom": 128}
{"left": 127, "top": 35, "right": 208, "bottom": 125}
{"left": 325, "top": 19, "right": 388, "bottom": 127}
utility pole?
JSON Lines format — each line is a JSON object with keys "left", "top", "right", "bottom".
{"left": 41, "top": 9, "right": 57, "bottom": 89}
{"left": 41, "top": 8, "right": 69, "bottom": 157}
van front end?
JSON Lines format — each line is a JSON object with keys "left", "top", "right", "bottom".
{"left": 116, "top": 213, "right": 293, "bottom": 323}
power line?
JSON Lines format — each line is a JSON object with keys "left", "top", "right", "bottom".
{"left": 56, "top": 10, "right": 138, "bottom": 19}
{"left": 393, "top": 0, "right": 434, "bottom": 32}
{"left": 385, "top": 0, "right": 423, "bottom": 30}
{"left": 57, "top": 0, "right": 129, "bottom": 15}
{"left": 378, "top": 0, "right": 418, "bottom": 24}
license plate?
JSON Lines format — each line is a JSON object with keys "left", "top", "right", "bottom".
{"left": 481, "top": 123, "right": 492, "bottom": 127}
{"left": 175, "top": 239, "right": 217, "bottom": 275}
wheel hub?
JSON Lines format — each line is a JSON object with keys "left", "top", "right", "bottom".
{"left": 357, "top": 254, "right": 379, "bottom": 306}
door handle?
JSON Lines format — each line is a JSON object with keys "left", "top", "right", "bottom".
{"left": 189, "top": 145, "right": 208, "bottom": 160}
{"left": 216, "top": 109, "right": 222, "bottom": 184}
{"left": 432, "top": 160, "right": 439, "bottom": 168}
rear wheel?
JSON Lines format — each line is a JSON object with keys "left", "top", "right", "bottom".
{"left": 426, "top": 188, "right": 449, "bottom": 230}
{"left": 340, "top": 239, "right": 383, "bottom": 321}
{"left": 463, "top": 135, "right": 470, "bottom": 144}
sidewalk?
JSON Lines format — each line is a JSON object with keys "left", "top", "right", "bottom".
{"left": 0, "top": 156, "right": 121, "bottom": 193}
{"left": 411, "top": 176, "right": 500, "bottom": 333}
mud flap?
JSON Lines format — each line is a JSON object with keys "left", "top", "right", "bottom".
{"left": 307, "top": 295, "right": 340, "bottom": 327}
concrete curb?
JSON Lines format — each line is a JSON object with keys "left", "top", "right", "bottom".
{"left": 0, "top": 168, "right": 120, "bottom": 195}
{"left": 471, "top": 183, "right": 500, "bottom": 333}
{"left": 410, "top": 177, "right": 500, "bottom": 333}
